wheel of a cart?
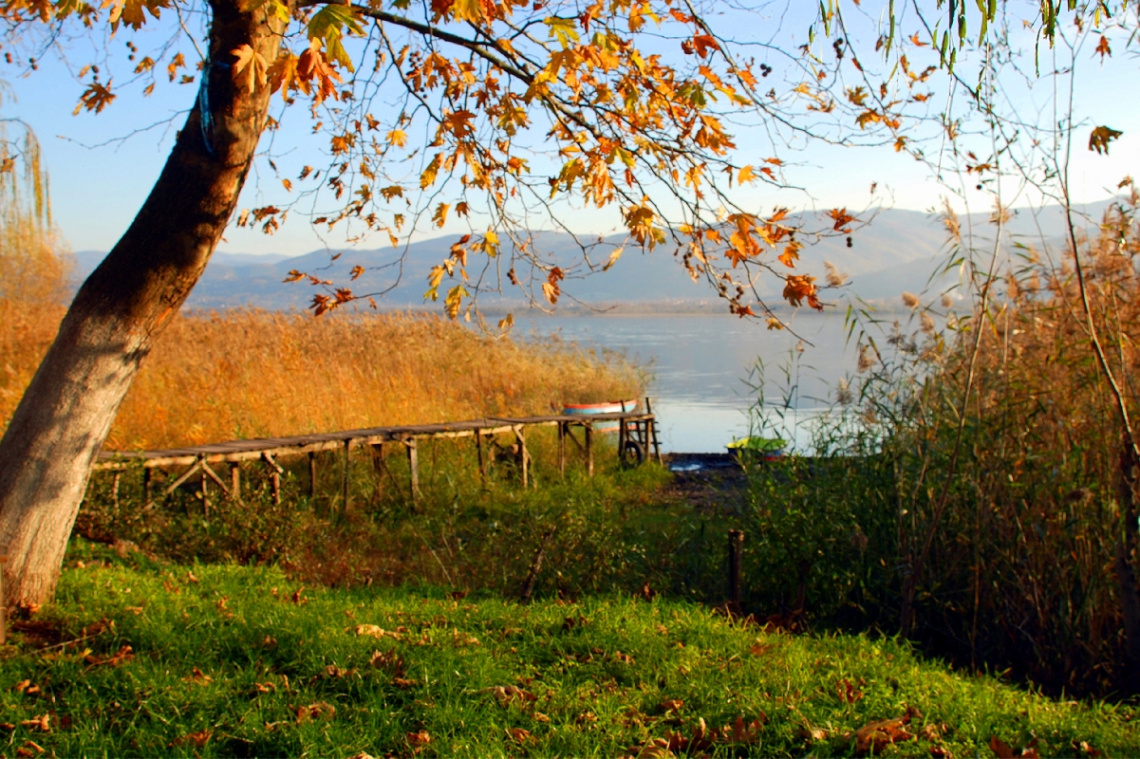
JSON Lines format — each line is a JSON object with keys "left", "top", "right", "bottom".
{"left": 620, "top": 439, "right": 645, "bottom": 466}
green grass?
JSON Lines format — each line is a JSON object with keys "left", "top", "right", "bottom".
{"left": 1, "top": 541, "right": 1135, "bottom": 757}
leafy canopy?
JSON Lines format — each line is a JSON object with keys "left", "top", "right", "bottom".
{"left": 0, "top": 0, "right": 1127, "bottom": 321}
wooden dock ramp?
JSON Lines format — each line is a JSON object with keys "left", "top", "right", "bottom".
{"left": 93, "top": 405, "right": 661, "bottom": 510}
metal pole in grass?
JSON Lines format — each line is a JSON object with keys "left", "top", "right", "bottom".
{"left": 728, "top": 529, "right": 744, "bottom": 615}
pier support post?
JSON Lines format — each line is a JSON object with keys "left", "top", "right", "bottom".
{"left": 585, "top": 424, "right": 594, "bottom": 477}
{"left": 514, "top": 426, "right": 529, "bottom": 488}
{"left": 558, "top": 422, "right": 566, "bottom": 476}
{"left": 309, "top": 451, "right": 318, "bottom": 502}
{"left": 230, "top": 463, "right": 241, "bottom": 503}
{"left": 476, "top": 430, "right": 486, "bottom": 482}
{"left": 342, "top": 440, "right": 352, "bottom": 512}
{"left": 406, "top": 438, "right": 420, "bottom": 502}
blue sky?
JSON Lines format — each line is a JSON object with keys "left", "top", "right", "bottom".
{"left": 3, "top": 1, "right": 1137, "bottom": 259}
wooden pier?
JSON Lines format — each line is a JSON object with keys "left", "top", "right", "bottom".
{"left": 92, "top": 404, "right": 661, "bottom": 509}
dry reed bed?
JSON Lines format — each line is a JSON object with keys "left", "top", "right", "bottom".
{"left": 877, "top": 199, "right": 1140, "bottom": 694}
{"left": 0, "top": 305, "right": 643, "bottom": 450}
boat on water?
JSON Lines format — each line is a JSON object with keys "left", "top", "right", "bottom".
{"left": 726, "top": 436, "right": 787, "bottom": 462}
{"left": 562, "top": 399, "right": 638, "bottom": 416}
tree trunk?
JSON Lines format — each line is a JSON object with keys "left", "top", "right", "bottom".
{"left": 0, "top": 0, "right": 282, "bottom": 607}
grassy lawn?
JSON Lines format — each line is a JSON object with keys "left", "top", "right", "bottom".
{"left": 1, "top": 542, "right": 1134, "bottom": 757}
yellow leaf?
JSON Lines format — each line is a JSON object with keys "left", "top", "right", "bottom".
{"left": 231, "top": 44, "right": 268, "bottom": 93}
{"left": 602, "top": 246, "right": 623, "bottom": 271}
{"left": 432, "top": 203, "right": 450, "bottom": 228}
{"left": 387, "top": 129, "right": 407, "bottom": 147}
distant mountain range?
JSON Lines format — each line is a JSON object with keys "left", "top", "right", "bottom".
{"left": 69, "top": 199, "right": 1120, "bottom": 313}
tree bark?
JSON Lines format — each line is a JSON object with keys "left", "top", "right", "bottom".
{"left": 0, "top": 0, "right": 282, "bottom": 607}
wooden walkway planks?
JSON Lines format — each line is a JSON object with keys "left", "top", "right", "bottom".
{"left": 92, "top": 412, "right": 656, "bottom": 470}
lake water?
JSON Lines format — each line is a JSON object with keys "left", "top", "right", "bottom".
{"left": 520, "top": 312, "right": 859, "bottom": 453}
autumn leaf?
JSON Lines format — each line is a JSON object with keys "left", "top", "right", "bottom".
{"left": 778, "top": 240, "right": 802, "bottom": 268}
{"left": 266, "top": 53, "right": 298, "bottom": 100}
{"left": 542, "top": 267, "right": 564, "bottom": 305}
{"left": 602, "top": 246, "right": 623, "bottom": 272}
{"left": 84, "top": 644, "right": 134, "bottom": 668}
{"left": 107, "top": 0, "right": 163, "bottom": 31}
{"left": 836, "top": 678, "right": 864, "bottom": 704}
{"left": 387, "top": 129, "right": 407, "bottom": 147}
{"left": 989, "top": 736, "right": 1016, "bottom": 759}
{"left": 350, "top": 623, "right": 403, "bottom": 639}
{"left": 854, "top": 715, "right": 913, "bottom": 755}
{"left": 294, "top": 702, "right": 336, "bottom": 723}
{"left": 74, "top": 80, "right": 116, "bottom": 115}
{"left": 783, "top": 274, "right": 822, "bottom": 310}
{"left": 1095, "top": 35, "right": 1111, "bottom": 60}
{"left": 826, "top": 207, "right": 858, "bottom": 232}
{"left": 170, "top": 730, "right": 212, "bottom": 748}
{"left": 506, "top": 727, "right": 532, "bottom": 743}
{"left": 232, "top": 44, "right": 268, "bottom": 93}
{"left": 486, "top": 685, "right": 537, "bottom": 705}
{"left": 1088, "top": 125, "right": 1123, "bottom": 155}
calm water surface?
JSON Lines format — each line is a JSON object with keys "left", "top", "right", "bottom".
{"left": 521, "top": 313, "right": 858, "bottom": 453}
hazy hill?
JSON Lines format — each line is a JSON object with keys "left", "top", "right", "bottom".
{"left": 70, "top": 200, "right": 1121, "bottom": 313}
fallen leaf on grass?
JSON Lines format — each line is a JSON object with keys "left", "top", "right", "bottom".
{"left": 85, "top": 645, "right": 133, "bottom": 668}
{"left": 626, "top": 715, "right": 765, "bottom": 757}
{"left": 351, "top": 624, "right": 403, "bottom": 640}
{"left": 12, "top": 680, "right": 41, "bottom": 696}
{"left": 562, "top": 615, "right": 587, "bottom": 630}
{"left": 990, "top": 736, "right": 1040, "bottom": 758}
{"left": 254, "top": 682, "right": 276, "bottom": 694}
{"left": 346, "top": 753, "right": 376, "bottom": 759}
{"left": 1075, "top": 741, "right": 1104, "bottom": 758}
{"left": 15, "top": 740, "right": 44, "bottom": 757}
{"left": 170, "top": 730, "right": 211, "bottom": 748}
{"left": 19, "top": 715, "right": 50, "bottom": 733}
{"left": 506, "top": 727, "right": 532, "bottom": 743}
{"left": 294, "top": 702, "right": 336, "bottom": 723}
{"left": 623, "top": 737, "right": 674, "bottom": 758}
{"left": 749, "top": 639, "right": 772, "bottom": 656}
{"left": 855, "top": 715, "right": 913, "bottom": 755}
{"left": 370, "top": 649, "right": 404, "bottom": 673}
{"left": 406, "top": 730, "right": 431, "bottom": 746}
{"left": 186, "top": 571, "right": 200, "bottom": 584}
{"left": 837, "top": 678, "right": 865, "bottom": 704}
{"left": 930, "top": 746, "right": 954, "bottom": 758}
{"left": 452, "top": 628, "right": 479, "bottom": 646}
{"left": 486, "top": 685, "right": 537, "bottom": 705}
{"left": 184, "top": 667, "right": 213, "bottom": 685}
{"left": 319, "top": 664, "right": 356, "bottom": 679}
